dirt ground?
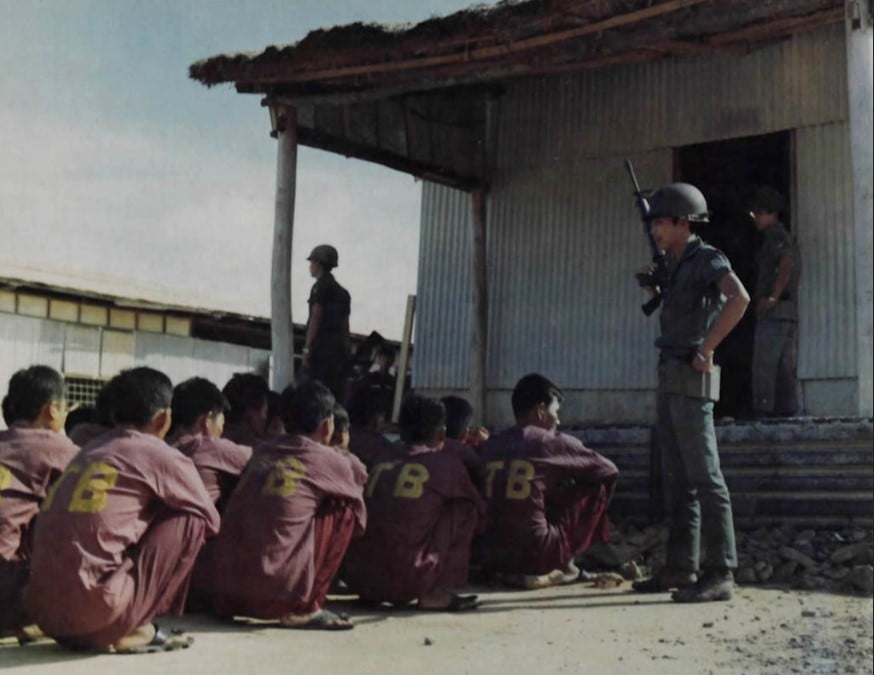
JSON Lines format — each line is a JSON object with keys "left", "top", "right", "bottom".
{"left": 2, "top": 582, "right": 871, "bottom": 674}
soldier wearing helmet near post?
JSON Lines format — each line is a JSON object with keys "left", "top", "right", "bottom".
{"left": 632, "top": 183, "right": 750, "bottom": 602}
{"left": 749, "top": 187, "right": 799, "bottom": 418}
{"left": 303, "top": 245, "right": 351, "bottom": 401}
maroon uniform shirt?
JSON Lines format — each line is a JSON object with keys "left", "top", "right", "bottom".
{"left": 481, "top": 425, "right": 618, "bottom": 575}
{"left": 199, "top": 433, "right": 366, "bottom": 619}
{"left": 0, "top": 426, "right": 79, "bottom": 563}
{"left": 171, "top": 433, "right": 252, "bottom": 509}
{"left": 0, "top": 426, "right": 79, "bottom": 630}
{"left": 222, "top": 422, "right": 263, "bottom": 448}
{"left": 344, "top": 444, "right": 485, "bottom": 604}
{"left": 67, "top": 422, "right": 111, "bottom": 448}
{"left": 24, "top": 429, "right": 220, "bottom": 639}
{"left": 348, "top": 427, "right": 398, "bottom": 469}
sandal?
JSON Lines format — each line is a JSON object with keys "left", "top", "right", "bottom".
{"left": 418, "top": 593, "right": 481, "bottom": 612}
{"left": 114, "top": 624, "right": 194, "bottom": 654}
{"left": 279, "top": 609, "right": 354, "bottom": 631}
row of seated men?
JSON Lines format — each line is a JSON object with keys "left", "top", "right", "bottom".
{"left": 0, "top": 364, "right": 618, "bottom": 653}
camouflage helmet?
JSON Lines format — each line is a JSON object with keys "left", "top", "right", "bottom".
{"left": 750, "top": 186, "right": 785, "bottom": 214}
{"left": 307, "top": 244, "right": 339, "bottom": 269}
{"left": 645, "top": 183, "right": 710, "bottom": 223}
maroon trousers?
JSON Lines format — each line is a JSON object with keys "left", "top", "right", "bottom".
{"left": 0, "top": 559, "right": 28, "bottom": 632}
{"left": 539, "top": 483, "right": 613, "bottom": 574}
{"left": 46, "top": 512, "right": 206, "bottom": 649}
{"left": 212, "top": 502, "right": 357, "bottom": 619}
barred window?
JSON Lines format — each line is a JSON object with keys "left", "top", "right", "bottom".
{"left": 65, "top": 376, "right": 105, "bottom": 409}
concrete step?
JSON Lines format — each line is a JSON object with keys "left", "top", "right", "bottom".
{"left": 614, "top": 466, "right": 874, "bottom": 493}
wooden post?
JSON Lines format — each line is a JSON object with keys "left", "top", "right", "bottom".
{"left": 270, "top": 106, "right": 297, "bottom": 391}
{"left": 470, "top": 187, "right": 488, "bottom": 425}
{"left": 846, "top": 1, "right": 873, "bottom": 415}
{"left": 392, "top": 294, "right": 417, "bottom": 423}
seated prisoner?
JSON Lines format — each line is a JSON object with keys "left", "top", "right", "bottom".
{"left": 168, "top": 377, "right": 252, "bottom": 513}
{"left": 0, "top": 366, "right": 78, "bottom": 640}
{"left": 197, "top": 381, "right": 367, "bottom": 630}
{"left": 346, "top": 387, "right": 397, "bottom": 470}
{"left": 481, "top": 374, "right": 618, "bottom": 589}
{"left": 221, "top": 372, "right": 270, "bottom": 447}
{"left": 24, "top": 367, "right": 219, "bottom": 653}
{"left": 344, "top": 395, "right": 484, "bottom": 611}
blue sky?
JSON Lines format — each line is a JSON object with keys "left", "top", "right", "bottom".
{"left": 0, "top": 0, "right": 477, "bottom": 339}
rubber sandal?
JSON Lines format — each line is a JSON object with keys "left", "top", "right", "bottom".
{"left": 114, "top": 624, "right": 194, "bottom": 654}
{"left": 279, "top": 609, "right": 354, "bottom": 631}
{"left": 418, "top": 593, "right": 481, "bottom": 612}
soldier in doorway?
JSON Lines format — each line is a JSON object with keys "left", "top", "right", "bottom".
{"left": 632, "top": 184, "right": 750, "bottom": 602}
{"left": 302, "top": 245, "right": 352, "bottom": 402}
{"left": 749, "top": 187, "right": 800, "bottom": 418}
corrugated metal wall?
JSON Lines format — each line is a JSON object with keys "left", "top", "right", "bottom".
{"left": 414, "top": 182, "right": 473, "bottom": 388}
{"left": 497, "top": 25, "right": 847, "bottom": 171}
{"left": 795, "top": 121, "right": 857, "bottom": 379}
{"left": 487, "top": 151, "right": 669, "bottom": 389}
{"left": 417, "top": 25, "right": 854, "bottom": 397}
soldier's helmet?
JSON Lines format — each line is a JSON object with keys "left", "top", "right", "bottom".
{"left": 750, "top": 186, "right": 785, "bottom": 214}
{"left": 645, "top": 183, "right": 710, "bottom": 223}
{"left": 307, "top": 244, "right": 339, "bottom": 269}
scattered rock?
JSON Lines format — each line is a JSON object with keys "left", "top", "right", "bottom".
{"left": 801, "top": 609, "right": 816, "bottom": 618}
{"left": 845, "top": 565, "right": 874, "bottom": 595}
{"left": 772, "top": 560, "right": 799, "bottom": 583}
{"left": 702, "top": 621, "right": 714, "bottom": 628}
{"left": 831, "top": 543, "right": 874, "bottom": 565}
{"left": 423, "top": 637, "right": 433, "bottom": 646}
{"left": 736, "top": 566, "right": 757, "bottom": 584}
{"left": 779, "top": 546, "right": 818, "bottom": 571}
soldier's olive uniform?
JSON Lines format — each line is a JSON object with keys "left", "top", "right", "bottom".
{"left": 304, "top": 272, "right": 351, "bottom": 401}
{"left": 656, "top": 237, "right": 737, "bottom": 574}
{"left": 752, "top": 222, "right": 799, "bottom": 416}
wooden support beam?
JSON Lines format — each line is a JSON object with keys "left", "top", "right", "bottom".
{"left": 708, "top": 7, "right": 844, "bottom": 45}
{"left": 270, "top": 106, "right": 297, "bottom": 391}
{"left": 470, "top": 187, "right": 489, "bottom": 425}
{"left": 296, "top": 125, "right": 483, "bottom": 191}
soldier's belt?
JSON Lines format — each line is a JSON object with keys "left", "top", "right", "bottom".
{"left": 658, "top": 358, "right": 721, "bottom": 401}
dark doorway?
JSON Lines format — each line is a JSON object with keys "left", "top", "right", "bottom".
{"left": 676, "top": 131, "right": 791, "bottom": 420}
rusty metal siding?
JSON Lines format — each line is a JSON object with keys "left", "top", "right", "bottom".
{"left": 497, "top": 25, "right": 847, "bottom": 171}
{"left": 795, "top": 121, "right": 857, "bottom": 379}
{"left": 413, "top": 182, "right": 472, "bottom": 389}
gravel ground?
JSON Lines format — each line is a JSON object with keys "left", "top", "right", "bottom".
{"left": 2, "top": 582, "right": 871, "bottom": 674}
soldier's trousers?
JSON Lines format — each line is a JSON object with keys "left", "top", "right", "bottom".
{"left": 752, "top": 319, "right": 798, "bottom": 416}
{"left": 656, "top": 392, "right": 737, "bottom": 573}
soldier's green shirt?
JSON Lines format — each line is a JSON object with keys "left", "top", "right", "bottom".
{"left": 656, "top": 237, "right": 732, "bottom": 360}
{"left": 755, "top": 222, "right": 799, "bottom": 321}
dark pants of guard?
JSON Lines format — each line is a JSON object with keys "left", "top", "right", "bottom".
{"left": 752, "top": 319, "right": 798, "bottom": 417}
{"left": 302, "top": 350, "right": 349, "bottom": 403}
{"left": 656, "top": 392, "right": 737, "bottom": 573}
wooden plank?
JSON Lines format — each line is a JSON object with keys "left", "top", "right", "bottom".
{"left": 391, "top": 295, "right": 416, "bottom": 423}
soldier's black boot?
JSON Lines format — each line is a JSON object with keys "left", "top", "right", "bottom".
{"left": 671, "top": 569, "right": 733, "bottom": 602}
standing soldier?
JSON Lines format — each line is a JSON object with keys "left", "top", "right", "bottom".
{"left": 632, "top": 183, "right": 750, "bottom": 602}
{"left": 749, "top": 187, "right": 799, "bottom": 418}
{"left": 303, "top": 244, "right": 351, "bottom": 402}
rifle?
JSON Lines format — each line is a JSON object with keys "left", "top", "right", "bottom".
{"left": 625, "top": 159, "right": 668, "bottom": 316}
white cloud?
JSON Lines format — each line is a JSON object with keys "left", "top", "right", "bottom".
{"left": 0, "top": 103, "right": 420, "bottom": 340}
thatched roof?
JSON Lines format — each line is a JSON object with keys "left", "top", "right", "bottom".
{"left": 190, "top": 0, "right": 842, "bottom": 100}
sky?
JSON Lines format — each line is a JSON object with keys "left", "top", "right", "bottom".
{"left": 0, "top": 0, "right": 478, "bottom": 340}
